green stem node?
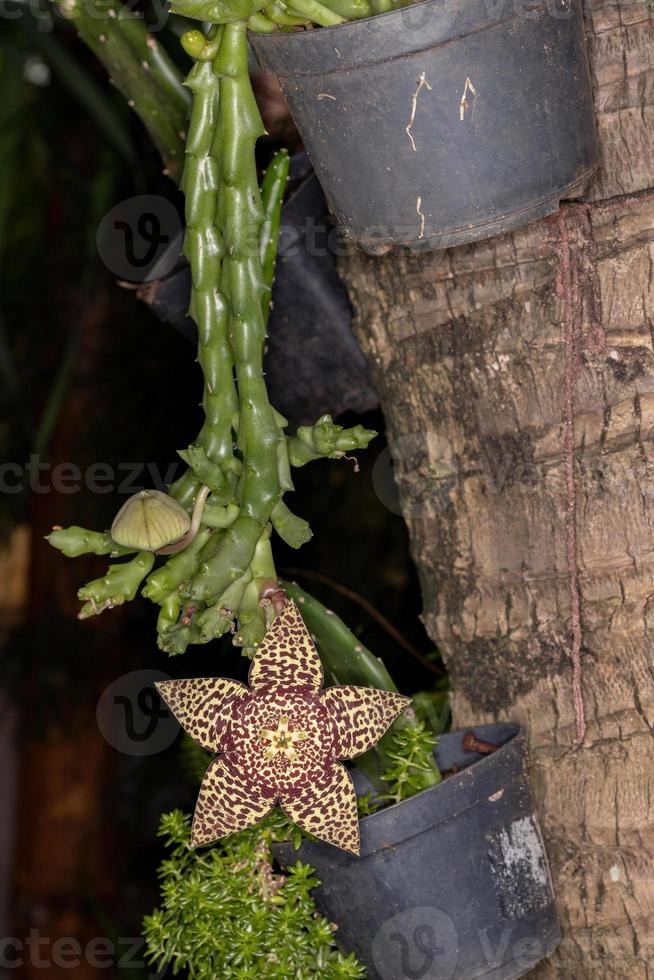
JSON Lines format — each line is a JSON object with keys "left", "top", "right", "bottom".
{"left": 288, "top": 415, "right": 377, "bottom": 466}
{"left": 271, "top": 500, "right": 312, "bottom": 549}
{"left": 281, "top": 0, "right": 345, "bottom": 25}
{"left": 78, "top": 552, "right": 155, "bottom": 618}
{"left": 142, "top": 527, "right": 214, "bottom": 603}
{"left": 46, "top": 526, "right": 132, "bottom": 558}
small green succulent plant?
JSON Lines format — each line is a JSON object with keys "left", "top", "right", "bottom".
{"left": 143, "top": 810, "right": 366, "bottom": 979}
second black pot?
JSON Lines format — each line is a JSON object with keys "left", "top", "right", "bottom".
{"left": 251, "top": 0, "right": 597, "bottom": 251}
{"left": 275, "top": 724, "right": 560, "bottom": 980}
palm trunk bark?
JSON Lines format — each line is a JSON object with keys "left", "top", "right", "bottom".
{"left": 341, "top": 1, "right": 654, "bottom": 976}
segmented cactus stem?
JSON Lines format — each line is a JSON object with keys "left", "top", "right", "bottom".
{"left": 50, "top": 5, "right": 378, "bottom": 657}
{"left": 54, "top": 0, "right": 188, "bottom": 181}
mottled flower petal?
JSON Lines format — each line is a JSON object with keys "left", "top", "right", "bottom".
{"left": 191, "top": 758, "right": 274, "bottom": 847}
{"left": 156, "top": 677, "right": 248, "bottom": 752}
{"left": 282, "top": 763, "right": 360, "bottom": 855}
{"left": 249, "top": 600, "right": 323, "bottom": 692}
{"left": 321, "top": 686, "right": 411, "bottom": 760}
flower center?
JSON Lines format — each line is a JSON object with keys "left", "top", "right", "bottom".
{"left": 260, "top": 715, "right": 309, "bottom": 762}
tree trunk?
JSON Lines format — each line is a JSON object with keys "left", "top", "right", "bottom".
{"left": 341, "top": 2, "right": 654, "bottom": 976}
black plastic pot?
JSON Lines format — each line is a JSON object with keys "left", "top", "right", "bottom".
{"left": 275, "top": 724, "right": 560, "bottom": 980}
{"left": 250, "top": 0, "right": 598, "bottom": 251}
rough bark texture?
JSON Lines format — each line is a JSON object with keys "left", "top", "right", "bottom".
{"left": 341, "top": 1, "right": 654, "bottom": 976}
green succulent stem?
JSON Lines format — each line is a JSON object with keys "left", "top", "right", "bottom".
{"left": 218, "top": 22, "right": 281, "bottom": 527}
{"left": 53, "top": 0, "right": 188, "bottom": 182}
{"left": 247, "top": 11, "right": 278, "bottom": 30}
{"left": 142, "top": 526, "right": 215, "bottom": 603}
{"left": 177, "top": 444, "right": 235, "bottom": 499}
{"left": 170, "top": 0, "right": 261, "bottom": 22}
{"left": 168, "top": 469, "right": 202, "bottom": 512}
{"left": 280, "top": 0, "right": 345, "bottom": 26}
{"left": 78, "top": 552, "right": 155, "bottom": 619}
{"left": 188, "top": 514, "right": 263, "bottom": 601}
{"left": 196, "top": 569, "right": 252, "bottom": 641}
{"left": 46, "top": 526, "right": 132, "bottom": 558}
{"left": 235, "top": 579, "right": 267, "bottom": 652}
{"left": 316, "top": 0, "right": 372, "bottom": 19}
{"left": 259, "top": 148, "right": 290, "bottom": 324}
{"left": 182, "top": 22, "right": 283, "bottom": 624}
{"left": 270, "top": 500, "right": 312, "bottom": 549}
{"left": 201, "top": 500, "right": 240, "bottom": 529}
{"left": 287, "top": 416, "right": 377, "bottom": 467}
{"left": 262, "top": 2, "right": 310, "bottom": 25}
{"left": 183, "top": 42, "right": 239, "bottom": 477}
{"left": 157, "top": 592, "right": 183, "bottom": 633}
{"left": 114, "top": 13, "right": 190, "bottom": 116}
{"left": 50, "top": 11, "right": 378, "bottom": 653}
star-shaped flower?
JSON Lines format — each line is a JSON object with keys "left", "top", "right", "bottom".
{"left": 156, "top": 600, "right": 410, "bottom": 854}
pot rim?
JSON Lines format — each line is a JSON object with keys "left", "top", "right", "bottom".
{"left": 350, "top": 721, "right": 523, "bottom": 855}
{"left": 249, "top": 0, "right": 560, "bottom": 76}
{"left": 360, "top": 720, "right": 519, "bottom": 820}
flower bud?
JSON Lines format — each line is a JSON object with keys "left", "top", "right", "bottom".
{"left": 111, "top": 490, "right": 190, "bottom": 551}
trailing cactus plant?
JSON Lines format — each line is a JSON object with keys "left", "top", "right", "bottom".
{"left": 47, "top": 0, "right": 444, "bottom": 755}
{"left": 48, "top": 0, "right": 442, "bottom": 745}
{"left": 48, "top": 19, "right": 376, "bottom": 658}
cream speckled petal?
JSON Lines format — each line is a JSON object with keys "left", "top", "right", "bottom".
{"left": 156, "top": 677, "right": 248, "bottom": 752}
{"left": 249, "top": 600, "right": 324, "bottom": 692}
{"left": 321, "top": 686, "right": 411, "bottom": 760}
{"left": 191, "top": 758, "right": 275, "bottom": 847}
{"left": 282, "top": 762, "right": 360, "bottom": 855}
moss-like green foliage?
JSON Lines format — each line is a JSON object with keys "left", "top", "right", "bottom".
{"left": 380, "top": 722, "right": 440, "bottom": 804}
{"left": 143, "top": 810, "right": 366, "bottom": 979}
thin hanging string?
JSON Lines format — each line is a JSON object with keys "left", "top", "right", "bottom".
{"left": 558, "top": 208, "right": 586, "bottom": 744}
